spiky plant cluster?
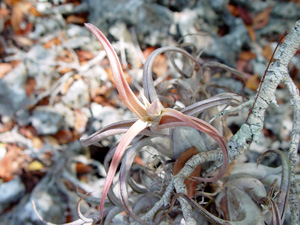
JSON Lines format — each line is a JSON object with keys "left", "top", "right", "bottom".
{"left": 33, "top": 23, "right": 296, "bottom": 225}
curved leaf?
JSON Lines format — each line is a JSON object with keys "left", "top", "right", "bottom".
{"left": 158, "top": 109, "right": 228, "bottom": 182}
{"left": 99, "top": 120, "right": 149, "bottom": 217}
{"left": 80, "top": 120, "right": 137, "bottom": 146}
{"left": 119, "top": 137, "right": 154, "bottom": 225}
{"left": 85, "top": 23, "right": 148, "bottom": 119}
{"left": 181, "top": 93, "right": 241, "bottom": 116}
{"left": 143, "top": 46, "right": 201, "bottom": 103}
{"left": 257, "top": 149, "right": 291, "bottom": 221}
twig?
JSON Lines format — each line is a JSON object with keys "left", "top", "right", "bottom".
{"left": 245, "top": 31, "right": 287, "bottom": 123}
{"left": 229, "top": 20, "right": 300, "bottom": 224}
{"left": 172, "top": 150, "right": 224, "bottom": 224}
{"left": 209, "top": 99, "right": 252, "bottom": 124}
{"left": 282, "top": 75, "right": 300, "bottom": 224}
{"left": 141, "top": 181, "right": 174, "bottom": 223}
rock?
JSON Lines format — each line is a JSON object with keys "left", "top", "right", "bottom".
{"left": 31, "top": 106, "right": 64, "bottom": 135}
{"left": 87, "top": 0, "right": 172, "bottom": 46}
{"left": 90, "top": 103, "right": 123, "bottom": 127}
{"left": 62, "top": 79, "right": 89, "bottom": 109}
{"left": 28, "top": 17, "right": 65, "bottom": 40}
{"left": 205, "top": 18, "right": 250, "bottom": 66}
{"left": 0, "top": 174, "right": 68, "bottom": 224}
{"left": 65, "top": 24, "right": 91, "bottom": 49}
{"left": 25, "top": 44, "right": 57, "bottom": 90}
{"left": 265, "top": 103, "right": 292, "bottom": 138}
{"left": 0, "top": 177, "right": 25, "bottom": 213}
{"left": 0, "top": 63, "right": 29, "bottom": 117}
{"left": 272, "top": 2, "right": 300, "bottom": 19}
{"left": 155, "top": 0, "right": 192, "bottom": 10}
{"left": 53, "top": 103, "right": 75, "bottom": 128}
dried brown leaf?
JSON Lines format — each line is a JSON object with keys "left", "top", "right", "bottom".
{"left": 173, "top": 146, "right": 199, "bottom": 175}
{"left": 11, "top": 3, "right": 23, "bottom": 32}
{"left": 184, "top": 164, "right": 201, "bottom": 198}
{"left": 53, "top": 129, "right": 75, "bottom": 144}
{"left": 174, "top": 146, "right": 202, "bottom": 198}
{"left": 236, "top": 5, "right": 253, "bottom": 25}
{"left": 239, "top": 51, "right": 256, "bottom": 61}
{"left": 66, "top": 15, "right": 86, "bottom": 25}
{"left": 13, "top": 36, "right": 34, "bottom": 47}
{"left": 11, "top": 2, "right": 32, "bottom": 33}
{"left": 76, "top": 162, "right": 93, "bottom": 175}
{"left": 262, "top": 45, "right": 273, "bottom": 61}
{"left": 0, "top": 120, "right": 14, "bottom": 133}
{"left": 25, "top": 77, "right": 36, "bottom": 96}
{"left": 246, "top": 74, "right": 260, "bottom": 91}
{"left": 0, "top": 144, "right": 23, "bottom": 181}
{"left": 77, "top": 50, "right": 95, "bottom": 63}
{"left": 227, "top": 5, "right": 239, "bottom": 17}
{"left": 253, "top": 7, "right": 273, "bottom": 29}
{"left": 31, "top": 136, "right": 44, "bottom": 149}
{"left": 43, "top": 37, "right": 61, "bottom": 49}
{"left": 74, "top": 109, "right": 88, "bottom": 134}
{"left": 61, "top": 77, "right": 74, "bottom": 95}
{"left": 246, "top": 25, "right": 256, "bottom": 41}
{"left": 0, "top": 63, "right": 13, "bottom": 78}
{"left": 18, "top": 125, "right": 38, "bottom": 138}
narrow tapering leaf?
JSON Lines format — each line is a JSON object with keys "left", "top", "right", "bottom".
{"left": 85, "top": 23, "right": 148, "bottom": 119}
{"left": 119, "top": 138, "right": 153, "bottom": 225}
{"left": 158, "top": 109, "right": 228, "bottom": 182}
{"left": 99, "top": 119, "right": 149, "bottom": 217}
{"left": 80, "top": 120, "right": 137, "bottom": 146}
{"left": 181, "top": 93, "right": 240, "bottom": 116}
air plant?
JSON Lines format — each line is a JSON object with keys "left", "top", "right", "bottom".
{"left": 81, "top": 23, "right": 238, "bottom": 219}
{"left": 31, "top": 23, "right": 295, "bottom": 225}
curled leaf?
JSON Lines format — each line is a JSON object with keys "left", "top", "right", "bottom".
{"left": 257, "top": 149, "right": 291, "bottom": 221}
{"left": 143, "top": 46, "right": 201, "bottom": 103}
{"left": 157, "top": 109, "right": 228, "bottom": 182}
{"left": 181, "top": 93, "right": 241, "bottom": 116}
{"left": 98, "top": 120, "right": 148, "bottom": 217}
{"left": 119, "top": 138, "right": 154, "bottom": 225}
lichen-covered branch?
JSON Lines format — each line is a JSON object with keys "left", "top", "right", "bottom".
{"left": 228, "top": 19, "right": 300, "bottom": 224}
{"left": 282, "top": 75, "right": 300, "bottom": 224}
{"left": 172, "top": 150, "right": 222, "bottom": 224}
{"left": 229, "top": 20, "right": 300, "bottom": 151}
{"left": 141, "top": 20, "right": 300, "bottom": 225}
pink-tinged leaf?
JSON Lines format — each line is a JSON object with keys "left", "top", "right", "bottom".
{"left": 158, "top": 109, "right": 228, "bottom": 182}
{"left": 158, "top": 109, "right": 224, "bottom": 138}
{"left": 99, "top": 119, "right": 149, "bottom": 217}
{"left": 147, "top": 99, "right": 163, "bottom": 121}
{"left": 119, "top": 138, "right": 153, "bottom": 225}
{"left": 85, "top": 23, "right": 148, "bottom": 119}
